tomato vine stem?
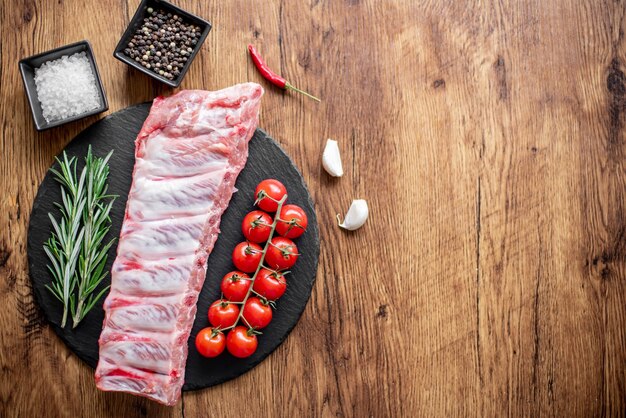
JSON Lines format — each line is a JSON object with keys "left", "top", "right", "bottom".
{"left": 220, "top": 194, "right": 288, "bottom": 332}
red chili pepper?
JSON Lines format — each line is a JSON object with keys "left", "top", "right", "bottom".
{"left": 248, "top": 44, "right": 320, "bottom": 102}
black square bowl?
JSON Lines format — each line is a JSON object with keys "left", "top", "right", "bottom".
{"left": 114, "top": 0, "right": 212, "bottom": 87}
{"left": 19, "top": 40, "right": 109, "bottom": 131}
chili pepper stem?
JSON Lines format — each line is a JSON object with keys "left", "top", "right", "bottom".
{"left": 285, "top": 82, "right": 321, "bottom": 102}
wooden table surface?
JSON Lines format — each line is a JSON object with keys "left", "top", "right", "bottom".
{"left": 1, "top": 0, "right": 625, "bottom": 416}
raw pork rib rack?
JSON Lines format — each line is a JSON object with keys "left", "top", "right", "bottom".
{"left": 95, "top": 83, "right": 263, "bottom": 405}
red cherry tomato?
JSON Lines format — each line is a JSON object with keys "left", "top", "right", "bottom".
{"left": 255, "top": 179, "right": 287, "bottom": 212}
{"left": 253, "top": 268, "right": 287, "bottom": 300}
{"left": 195, "top": 328, "right": 226, "bottom": 358}
{"left": 242, "top": 297, "right": 273, "bottom": 329}
{"left": 265, "top": 237, "right": 299, "bottom": 270}
{"left": 232, "top": 242, "right": 263, "bottom": 273}
{"left": 242, "top": 210, "right": 273, "bottom": 243}
{"left": 208, "top": 300, "right": 239, "bottom": 329}
{"left": 226, "top": 326, "right": 258, "bottom": 358}
{"left": 276, "top": 204, "right": 308, "bottom": 239}
{"left": 220, "top": 271, "right": 251, "bottom": 302}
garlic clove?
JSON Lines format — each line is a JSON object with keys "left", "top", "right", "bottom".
{"left": 337, "top": 199, "right": 368, "bottom": 231}
{"left": 322, "top": 138, "right": 343, "bottom": 177}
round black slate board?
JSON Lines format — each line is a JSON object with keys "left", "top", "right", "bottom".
{"left": 27, "top": 103, "right": 319, "bottom": 391}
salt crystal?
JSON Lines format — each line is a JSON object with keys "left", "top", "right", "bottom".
{"left": 34, "top": 52, "right": 101, "bottom": 123}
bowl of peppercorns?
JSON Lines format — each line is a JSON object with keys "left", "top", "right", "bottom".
{"left": 114, "top": 0, "right": 211, "bottom": 87}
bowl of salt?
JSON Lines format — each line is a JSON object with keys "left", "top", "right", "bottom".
{"left": 19, "top": 40, "right": 108, "bottom": 131}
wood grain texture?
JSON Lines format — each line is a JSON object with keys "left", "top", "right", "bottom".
{"left": 1, "top": 0, "right": 624, "bottom": 416}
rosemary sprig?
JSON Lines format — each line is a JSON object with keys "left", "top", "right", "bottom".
{"left": 44, "top": 152, "right": 87, "bottom": 328}
{"left": 72, "top": 149, "right": 116, "bottom": 328}
{"left": 44, "top": 146, "right": 116, "bottom": 329}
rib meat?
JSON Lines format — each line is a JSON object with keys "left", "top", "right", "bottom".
{"left": 95, "top": 83, "right": 264, "bottom": 405}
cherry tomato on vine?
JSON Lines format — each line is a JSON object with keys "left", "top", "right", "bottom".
{"left": 226, "top": 326, "right": 258, "bottom": 358}
{"left": 265, "top": 237, "right": 299, "bottom": 270}
{"left": 195, "top": 328, "right": 226, "bottom": 358}
{"left": 208, "top": 300, "right": 239, "bottom": 328}
{"left": 232, "top": 241, "right": 263, "bottom": 273}
{"left": 242, "top": 297, "right": 273, "bottom": 329}
{"left": 220, "top": 271, "right": 251, "bottom": 302}
{"left": 253, "top": 269, "right": 287, "bottom": 300}
{"left": 276, "top": 204, "right": 308, "bottom": 239}
{"left": 242, "top": 210, "right": 273, "bottom": 243}
{"left": 254, "top": 179, "right": 287, "bottom": 212}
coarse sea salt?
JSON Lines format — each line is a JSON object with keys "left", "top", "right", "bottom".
{"left": 34, "top": 52, "right": 100, "bottom": 123}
